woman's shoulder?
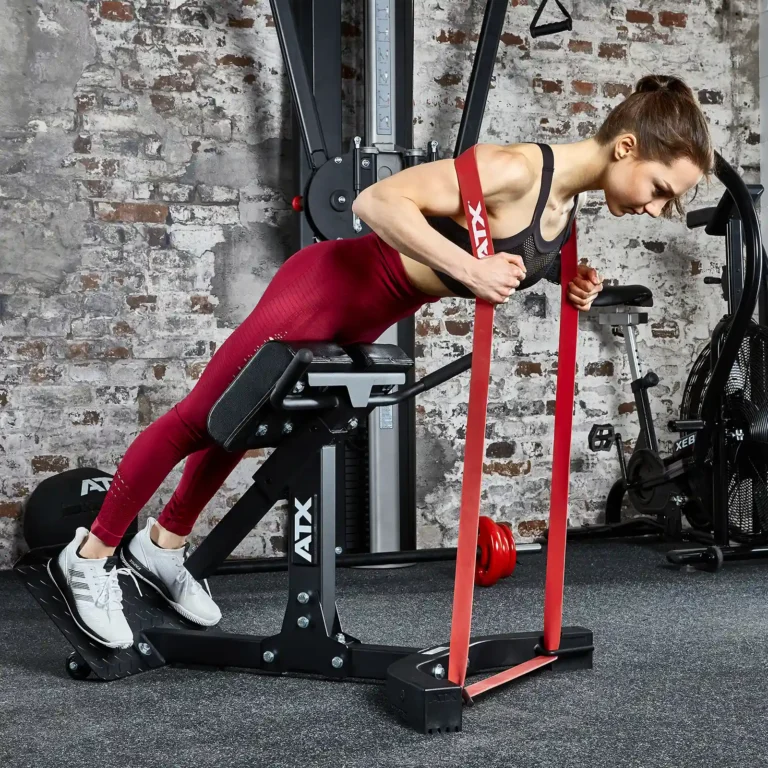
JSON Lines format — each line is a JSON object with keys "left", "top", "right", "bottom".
{"left": 474, "top": 143, "right": 539, "bottom": 205}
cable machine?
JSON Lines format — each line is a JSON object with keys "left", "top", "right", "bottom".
{"left": 274, "top": 0, "right": 571, "bottom": 558}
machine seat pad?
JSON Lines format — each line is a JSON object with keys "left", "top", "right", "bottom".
{"left": 207, "top": 341, "right": 353, "bottom": 450}
{"left": 592, "top": 285, "right": 653, "bottom": 308}
{"left": 344, "top": 343, "right": 414, "bottom": 372}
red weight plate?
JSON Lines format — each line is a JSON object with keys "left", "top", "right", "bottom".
{"left": 475, "top": 517, "right": 491, "bottom": 585}
{"left": 498, "top": 523, "right": 517, "bottom": 577}
{"left": 475, "top": 516, "right": 505, "bottom": 587}
{"left": 495, "top": 520, "right": 510, "bottom": 574}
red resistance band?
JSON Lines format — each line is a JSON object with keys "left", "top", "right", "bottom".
{"left": 447, "top": 146, "right": 580, "bottom": 694}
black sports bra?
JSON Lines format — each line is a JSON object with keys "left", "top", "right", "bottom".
{"left": 428, "top": 143, "right": 578, "bottom": 298}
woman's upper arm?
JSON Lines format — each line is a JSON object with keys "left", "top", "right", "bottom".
{"left": 352, "top": 143, "right": 536, "bottom": 218}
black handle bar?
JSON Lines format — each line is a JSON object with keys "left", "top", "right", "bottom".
{"left": 699, "top": 153, "right": 764, "bottom": 422}
{"left": 530, "top": 0, "right": 572, "bottom": 38}
{"left": 369, "top": 353, "right": 473, "bottom": 406}
{"left": 686, "top": 185, "right": 763, "bottom": 235}
{"left": 278, "top": 353, "right": 473, "bottom": 411}
{"left": 686, "top": 207, "right": 716, "bottom": 230}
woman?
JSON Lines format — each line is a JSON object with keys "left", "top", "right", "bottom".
{"left": 49, "top": 74, "right": 712, "bottom": 649}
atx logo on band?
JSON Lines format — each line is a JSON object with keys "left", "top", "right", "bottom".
{"left": 468, "top": 201, "right": 490, "bottom": 258}
{"left": 293, "top": 496, "right": 313, "bottom": 563}
{"left": 80, "top": 477, "right": 112, "bottom": 496}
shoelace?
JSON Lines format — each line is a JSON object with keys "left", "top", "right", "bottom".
{"left": 94, "top": 566, "right": 142, "bottom": 611}
{"left": 173, "top": 545, "right": 212, "bottom": 599}
{"left": 172, "top": 566, "right": 213, "bottom": 599}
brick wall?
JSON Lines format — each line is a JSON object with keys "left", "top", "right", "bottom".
{"left": 0, "top": 0, "right": 759, "bottom": 567}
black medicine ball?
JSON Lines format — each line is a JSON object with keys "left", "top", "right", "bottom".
{"left": 22, "top": 467, "right": 137, "bottom": 551}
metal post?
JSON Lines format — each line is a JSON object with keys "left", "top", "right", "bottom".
{"left": 366, "top": 0, "right": 407, "bottom": 555}
{"left": 288, "top": 444, "right": 338, "bottom": 635}
{"left": 366, "top": 0, "right": 396, "bottom": 149}
{"left": 623, "top": 324, "right": 641, "bottom": 383}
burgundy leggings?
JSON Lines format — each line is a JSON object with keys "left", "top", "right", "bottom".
{"left": 91, "top": 234, "right": 438, "bottom": 546}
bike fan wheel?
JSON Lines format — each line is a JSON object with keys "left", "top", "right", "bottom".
{"left": 682, "top": 322, "right": 768, "bottom": 542}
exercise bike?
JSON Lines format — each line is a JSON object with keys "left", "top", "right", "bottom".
{"left": 565, "top": 153, "right": 768, "bottom": 571}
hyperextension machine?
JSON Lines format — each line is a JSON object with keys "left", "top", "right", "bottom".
{"left": 16, "top": 0, "right": 594, "bottom": 734}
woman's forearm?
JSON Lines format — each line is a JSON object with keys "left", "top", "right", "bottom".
{"left": 352, "top": 189, "right": 474, "bottom": 282}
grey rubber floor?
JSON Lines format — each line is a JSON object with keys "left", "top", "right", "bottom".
{"left": 1, "top": 539, "right": 767, "bottom": 768}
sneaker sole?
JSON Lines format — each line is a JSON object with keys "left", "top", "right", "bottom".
{"left": 46, "top": 558, "right": 133, "bottom": 651}
{"left": 119, "top": 548, "right": 221, "bottom": 628}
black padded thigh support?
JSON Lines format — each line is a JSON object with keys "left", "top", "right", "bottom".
{"left": 207, "top": 341, "right": 353, "bottom": 451}
{"left": 344, "top": 343, "right": 414, "bottom": 372}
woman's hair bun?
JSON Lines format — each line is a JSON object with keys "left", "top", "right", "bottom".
{"left": 635, "top": 74, "right": 694, "bottom": 99}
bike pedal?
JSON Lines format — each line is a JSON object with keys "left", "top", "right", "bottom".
{"left": 589, "top": 423, "right": 615, "bottom": 452}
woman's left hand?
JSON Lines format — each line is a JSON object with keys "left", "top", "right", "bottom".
{"left": 567, "top": 264, "right": 603, "bottom": 311}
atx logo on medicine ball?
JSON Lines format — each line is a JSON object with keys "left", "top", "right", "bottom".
{"left": 80, "top": 477, "right": 113, "bottom": 496}
{"left": 23, "top": 468, "right": 129, "bottom": 550}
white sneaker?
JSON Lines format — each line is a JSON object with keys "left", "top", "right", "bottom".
{"left": 120, "top": 517, "right": 222, "bottom": 627}
{"left": 48, "top": 527, "right": 139, "bottom": 650}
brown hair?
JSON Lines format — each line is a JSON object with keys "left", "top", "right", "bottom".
{"left": 595, "top": 74, "right": 713, "bottom": 217}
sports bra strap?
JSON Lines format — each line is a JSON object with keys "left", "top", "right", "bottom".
{"left": 536, "top": 142, "right": 555, "bottom": 172}
{"left": 533, "top": 143, "right": 555, "bottom": 222}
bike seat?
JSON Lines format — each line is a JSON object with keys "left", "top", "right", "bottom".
{"left": 592, "top": 285, "right": 653, "bottom": 308}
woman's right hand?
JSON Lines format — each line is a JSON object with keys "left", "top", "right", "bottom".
{"left": 464, "top": 252, "right": 527, "bottom": 304}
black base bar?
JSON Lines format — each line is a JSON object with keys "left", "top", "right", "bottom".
{"left": 560, "top": 518, "right": 713, "bottom": 545}
{"left": 387, "top": 627, "right": 593, "bottom": 733}
{"left": 562, "top": 518, "right": 665, "bottom": 540}
{"left": 667, "top": 544, "right": 768, "bottom": 569}
{"left": 143, "top": 626, "right": 417, "bottom": 681}
{"left": 214, "top": 542, "right": 541, "bottom": 575}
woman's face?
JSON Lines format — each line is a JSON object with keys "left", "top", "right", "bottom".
{"left": 603, "top": 134, "right": 704, "bottom": 218}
